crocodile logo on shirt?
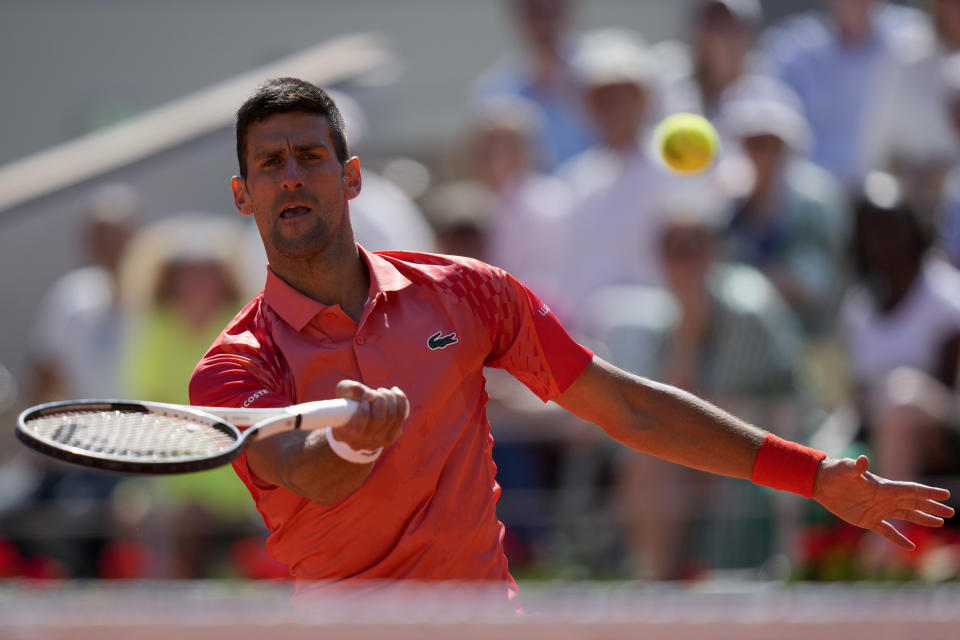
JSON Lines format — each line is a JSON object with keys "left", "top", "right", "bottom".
{"left": 427, "top": 330, "right": 459, "bottom": 350}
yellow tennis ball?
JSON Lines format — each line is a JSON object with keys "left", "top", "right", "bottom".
{"left": 654, "top": 113, "right": 720, "bottom": 174}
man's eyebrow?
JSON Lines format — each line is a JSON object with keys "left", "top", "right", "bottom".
{"left": 252, "top": 141, "right": 330, "bottom": 158}
{"left": 294, "top": 142, "right": 329, "bottom": 152}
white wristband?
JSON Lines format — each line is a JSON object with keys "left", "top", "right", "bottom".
{"left": 325, "top": 427, "right": 383, "bottom": 464}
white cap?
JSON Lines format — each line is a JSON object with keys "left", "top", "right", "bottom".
{"left": 719, "top": 75, "right": 812, "bottom": 153}
{"left": 573, "top": 28, "right": 658, "bottom": 89}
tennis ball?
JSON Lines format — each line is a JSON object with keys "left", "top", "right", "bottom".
{"left": 654, "top": 113, "right": 720, "bottom": 174}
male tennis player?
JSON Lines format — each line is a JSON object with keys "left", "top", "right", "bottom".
{"left": 190, "top": 77, "right": 953, "bottom": 601}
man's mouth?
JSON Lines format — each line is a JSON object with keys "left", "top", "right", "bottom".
{"left": 279, "top": 204, "right": 311, "bottom": 219}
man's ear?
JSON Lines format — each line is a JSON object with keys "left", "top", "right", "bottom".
{"left": 343, "top": 157, "right": 362, "bottom": 200}
{"left": 231, "top": 176, "right": 254, "bottom": 216}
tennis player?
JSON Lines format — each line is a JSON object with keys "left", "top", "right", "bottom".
{"left": 189, "top": 77, "right": 953, "bottom": 602}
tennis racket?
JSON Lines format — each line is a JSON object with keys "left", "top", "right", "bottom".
{"left": 16, "top": 398, "right": 358, "bottom": 474}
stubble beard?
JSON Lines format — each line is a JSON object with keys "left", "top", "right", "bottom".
{"left": 270, "top": 215, "right": 333, "bottom": 260}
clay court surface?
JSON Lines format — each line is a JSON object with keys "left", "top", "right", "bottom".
{"left": 2, "top": 580, "right": 958, "bottom": 640}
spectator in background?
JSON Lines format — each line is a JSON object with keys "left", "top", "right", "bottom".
{"left": 119, "top": 215, "right": 259, "bottom": 578}
{"left": 720, "top": 76, "right": 849, "bottom": 336}
{"left": 556, "top": 29, "right": 673, "bottom": 324}
{"left": 27, "top": 183, "right": 137, "bottom": 403}
{"left": 419, "top": 180, "right": 492, "bottom": 261}
{"left": 463, "top": 95, "right": 573, "bottom": 316}
{"left": 763, "top": 0, "right": 933, "bottom": 189}
{"left": 935, "top": 51, "right": 960, "bottom": 269}
{"left": 19, "top": 183, "right": 137, "bottom": 578}
{"left": 841, "top": 172, "right": 960, "bottom": 483}
{"left": 472, "top": 0, "right": 593, "bottom": 170}
{"left": 330, "top": 91, "right": 437, "bottom": 255}
{"left": 661, "top": 0, "right": 764, "bottom": 124}
{"left": 879, "top": 0, "right": 960, "bottom": 214}
{"left": 585, "top": 198, "right": 803, "bottom": 579}
{"left": 121, "top": 216, "right": 244, "bottom": 404}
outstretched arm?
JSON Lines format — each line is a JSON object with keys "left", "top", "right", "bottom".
{"left": 554, "top": 356, "right": 953, "bottom": 549}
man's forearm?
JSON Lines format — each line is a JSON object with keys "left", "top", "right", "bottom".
{"left": 248, "top": 429, "right": 374, "bottom": 505}
{"left": 606, "top": 375, "right": 767, "bottom": 479}
{"left": 556, "top": 357, "right": 766, "bottom": 480}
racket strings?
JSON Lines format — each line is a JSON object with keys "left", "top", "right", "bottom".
{"left": 23, "top": 409, "right": 237, "bottom": 461}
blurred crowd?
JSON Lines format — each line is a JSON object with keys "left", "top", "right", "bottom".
{"left": 2, "top": 0, "right": 960, "bottom": 584}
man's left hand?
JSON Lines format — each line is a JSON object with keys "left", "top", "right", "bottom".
{"left": 813, "top": 455, "right": 954, "bottom": 549}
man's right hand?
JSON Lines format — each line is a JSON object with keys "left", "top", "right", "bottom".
{"left": 332, "top": 380, "right": 409, "bottom": 453}
{"left": 246, "top": 380, "right": 409, "bottom": 503}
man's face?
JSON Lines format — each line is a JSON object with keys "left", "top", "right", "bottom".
{"left": 742, "top": 133, "right": 787, "bottom": 187}
{"left": 586, "top": 82, "right": 647, "bottom": 148}
{"left": 87, "top": 219, "right": 131, "bottom": 272}
{"left": 232, "top": 112, "right": 360, "bottom": 263}
{"left": 471, "top": 126, "right": 529, "bottom": 188}
{"left": 517, "top": 0, "right": 569, "bottom": 51}
{"left": 661, "top": 222, "right": 713, "bottom": 297}
{"left": 695, "top": 7, "right": 751, "bottom": 84}
{"left": 826, "top": 0, "right": 875, "bottom": 42}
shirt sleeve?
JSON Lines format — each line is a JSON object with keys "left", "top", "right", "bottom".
{"left": 486, "top": 271, "right": 593, "bottom": 401}
{"left": 189, "top": 314, "right": 295, "bottom": 492}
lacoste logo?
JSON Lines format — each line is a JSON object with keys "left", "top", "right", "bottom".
{"left": 428, "top": 330, "right": 458, "bottom": 350}
{"left": 242, "top": 389, "right": 269, "bottom": 408}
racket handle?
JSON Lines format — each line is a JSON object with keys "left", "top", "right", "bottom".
{"left": 290, "top": 398, "right": 358, "bottom": 429}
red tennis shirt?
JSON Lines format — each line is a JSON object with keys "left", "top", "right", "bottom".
{"left": 189, "top": 247, "right": 592, "bottom": 599}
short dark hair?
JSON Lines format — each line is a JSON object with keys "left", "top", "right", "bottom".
{"left": 235, "top": 77, "right": 349, "bottom": 178}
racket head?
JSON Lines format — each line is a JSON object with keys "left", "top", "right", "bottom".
{"left": 16, "top": 400, "right": 244, "bottom": 474}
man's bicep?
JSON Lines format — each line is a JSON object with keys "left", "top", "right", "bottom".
{"left": 189, "top": 352, "right": 290, "bottom": 409}
{"left": 554, "top": 356, "right": 653, "bottom": 441}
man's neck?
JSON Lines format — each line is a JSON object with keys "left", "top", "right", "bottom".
{"left": 270, "top": 242, "right": 370, "bottom": 323}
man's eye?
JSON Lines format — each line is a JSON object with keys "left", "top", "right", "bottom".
{"left": 261, "top": 157, "right": 280, "bottom": 167}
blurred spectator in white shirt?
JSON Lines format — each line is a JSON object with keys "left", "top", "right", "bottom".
{"left": 27, "top": 184, "right": 137, "bottom": 402}
{"left": 719, "top": 75, "right": 850, "bottom": 336}
{"left": 935, "top": 51, "right": 960, "bottom": 269}
{"left": 472, "top": 0, "right": 594, "bottom": 170}
{"left": 841, "top": 172, "right": 960, "bottom": 480}
{"left": 763, "top": 0, "right": 933, "bottom": 189}
{"left": 463, "top": 96, "right": 574, "bottom": 316}
{"left": 661, "top": 0, "right": 765, "bottom": 125}
{"left": 556, "top": 29, "right": 681, "bottom": 325}
{"left": 877, "top": 0, "right": 960, "bottom": 214}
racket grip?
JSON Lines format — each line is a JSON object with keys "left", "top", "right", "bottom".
{"left": 292, "top": 398, "right": 359, "bottom": 429}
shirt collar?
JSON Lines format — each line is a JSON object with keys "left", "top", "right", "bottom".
{"left": 263, "top": 245, "right": 412, "bottom": 331}
{"left": 361, "top": 245, "right": 413, "bottom": 297}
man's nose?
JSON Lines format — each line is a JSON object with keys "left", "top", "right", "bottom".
{"left": 281, "top": 157, "right": 304, "bottom": 190}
